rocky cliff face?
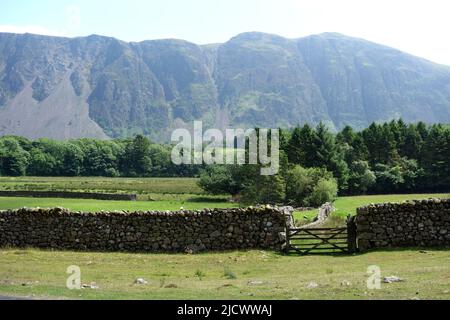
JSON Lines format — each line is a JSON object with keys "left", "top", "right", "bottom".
{"left": 1, "top": 32, "right": 449, "bottom": 141}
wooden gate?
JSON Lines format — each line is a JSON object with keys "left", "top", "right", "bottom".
{"left": 285, "top": 225, "right": 356, "bottom": 255}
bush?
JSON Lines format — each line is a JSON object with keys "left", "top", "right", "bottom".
{"left": 198, "top": 165, "right": 242, "bottom": 196}
{"left": 347, "top": 161, "right": 376, "bottom": 195}
{"left": 285, "top": 165, "right": 314, "bottom": 206}
{"left": 285, "top": 165, "right": 335, "bottom": 207}
{"left": 307, "top": 178, "right": 338, "bottom": 207}
{"left": 240, "top": 173, "right": 286, "bottom": 205}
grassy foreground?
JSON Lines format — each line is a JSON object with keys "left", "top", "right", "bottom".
{"left": 0, "top": 248, "right": 449, "bottom": 300}
{"left": 0, "top": 178, "right": 448, "bottom": 300}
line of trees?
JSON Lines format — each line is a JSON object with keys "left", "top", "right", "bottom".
{"left": 0, "top": 135, "right": 201, "bottom": 178}
{"left": 198, "top": 120, "right": 450, "bottom": 206}
{"left": 282, "top": 120, "right": 450, "bottom": 195}
{"left": 0, "top": 120, "right": 449, "bottom": 203}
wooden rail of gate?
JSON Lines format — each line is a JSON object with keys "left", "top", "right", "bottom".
{"left": 285, "top": 222, "right": 357, "bottom": 255}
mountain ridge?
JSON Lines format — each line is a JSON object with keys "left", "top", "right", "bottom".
{"left": 0, "top": 31, "right": 449, "bottom": 141}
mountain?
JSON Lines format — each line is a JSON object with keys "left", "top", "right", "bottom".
{"left": 0, "top": 31, "right": 449, "bottom": 141}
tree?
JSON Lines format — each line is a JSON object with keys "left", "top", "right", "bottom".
{"left": 287, "top": 124, "right": 315, "bottom": 167}
{"left": 420, "top": 125, "right": 450, "bottom": 191}
{"left": 61, "top": 143, "right": 84, "bottom": 176}
{"left": 0, "top": 137, "right": 29, "bottom": 176}
{"left": 372, "top": 163, "right": 404, "bottom": 194}
{"left": 416, "top": 121, "right": 429, "bottom": 141}
{"left": 28, "top": 147, "right": 58, "bottom": 176}
{"left": 337, "top": 126, "right": 357, "bottom": 148}
{"left": 400, "top": 124, "right": 423, "bottom": 160}
{"left": 307, "top": 178, "right": 338, "bottom": 207}
{"left": 285, "top": 165, "right": 314, "bottom": 206}
{"left": 389, "top": 119, "right": 407, "bottom": 153}
{"left": 240, "top": 172, "right": 286, "bottom": 205}
{"left": 120, "top": 135, "right": 152, "bottom": 177}
{"left": 75, "top": 139, "right": 121, "bottom": 177}
{"left": 398, "top": 158, "right": 423, "bottom": 192}
{"left": 362, "top": 123, "right": 397, "bottom": 166}
{"left": 285, "top": 165, "right": 336, "bottom": 207}
{"left": 371, "top": 157, "right": 424, "bottom": 194}
{"left": 148, "top": 144, "right": 172, "bottom": 177}
{"left": 198, "top": 165, "right": 244, "bottom": 196}
{"left": 311, "top": 123, "right": 349, "bottom": 192}
{"left": 347, "top": 161, "right": 376, "bottom": 195}
{"left": 337, "top": 126, "right": 369, "bottom": 164}
{"left": 279, "top": 128, "right": 291, "bottom": 152}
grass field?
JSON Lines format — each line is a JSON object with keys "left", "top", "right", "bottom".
{"left": 0, "top": 177, "right": 447, "bottom": 214}
{"left": 0, "top": 177, "right": 205, "bottom": 196}
{"left": 0, "top": 177, "right": 448, "bottom": 300}
{"left": 0, "top": 248, "right": 449, "bottom": 300}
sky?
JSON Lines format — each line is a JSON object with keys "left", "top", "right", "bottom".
{"left": 1, "top": 0, "right": 450, "bottom": 65}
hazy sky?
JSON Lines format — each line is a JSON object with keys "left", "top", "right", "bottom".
{"left": 1, "top": 0, "right": 450, "bottom": 65}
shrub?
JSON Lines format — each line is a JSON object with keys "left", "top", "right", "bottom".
{"left": 307, "top": 178, "right": 338, "bottom": 207}
{"left": 198, "top": 165, "right": 240, "bottom": 196}
{"left": 285, "top": 165, "right": 335, "bottom": 207}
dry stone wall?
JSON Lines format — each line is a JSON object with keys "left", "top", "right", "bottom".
{"left": 355, "top": 198, "right": 450, "bottom": 251}
{"left": 0, "top": 191, "right": 137, "bottom": 201}
{"left": 0, "top": 206, "right": 289, "bottom": 253}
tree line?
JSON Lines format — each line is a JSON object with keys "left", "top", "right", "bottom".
{"left": 0, "top": 120, "right": 449, "bottom": 204}
{"left": 283, "top": 120, "right": 450, "bottom": 196}
{"left": 198, "top": 120, "right": 450, "bottom": 206}
{"left": 0, "top": 135, "right": 201, "bottom": 178}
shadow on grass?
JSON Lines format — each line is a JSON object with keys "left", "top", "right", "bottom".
{"left": 357, "top": 247, "right": 450, "bottom": 254}
{"left": 275, "top": 246, "right": 450, "bottom": 258}
{"left": 186, "top": 197, "right": 232, "bottom": 203}
{"left": 2, "top": 245, "right": 448, "bottom": 258}
{"left": 274, "top": 251, "right": 359, "bottom": 258}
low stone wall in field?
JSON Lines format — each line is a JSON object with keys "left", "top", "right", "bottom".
{"left": 0, "top": 191, "right": 137, "bottom": 201}
{"left": 0, "top": 207, "right": 289, "bottom": 253}
{"left": 355, "top": 198, "right": 450, "bottom": 251}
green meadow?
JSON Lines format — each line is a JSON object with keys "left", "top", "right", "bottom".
{"left": 0, "top": 248, "right": 449, "bottom": 300}
{"left": 0, "top": 177, "right": 448, "bottom": 300}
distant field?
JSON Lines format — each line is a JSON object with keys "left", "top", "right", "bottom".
{"left": 294, "top": 194, "right": 449, "bottom": 226}
{"left": 0, "top": 248, "right": 449, "bottom": 300}
{"left": 0, "top": 176, "right": 236, "bottom": 211}
{"left": 0, "top": 177, "right": 204, "bottom": 196}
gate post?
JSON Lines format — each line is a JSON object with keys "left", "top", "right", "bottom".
{"left": 284, "top": 226, "right": 290, "bottom": 253}
{"left": 347, "top": 215, "right": 357, "bottom": 253}
{"left": 281, "top": 206, "right": 294, "bottom": 253}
